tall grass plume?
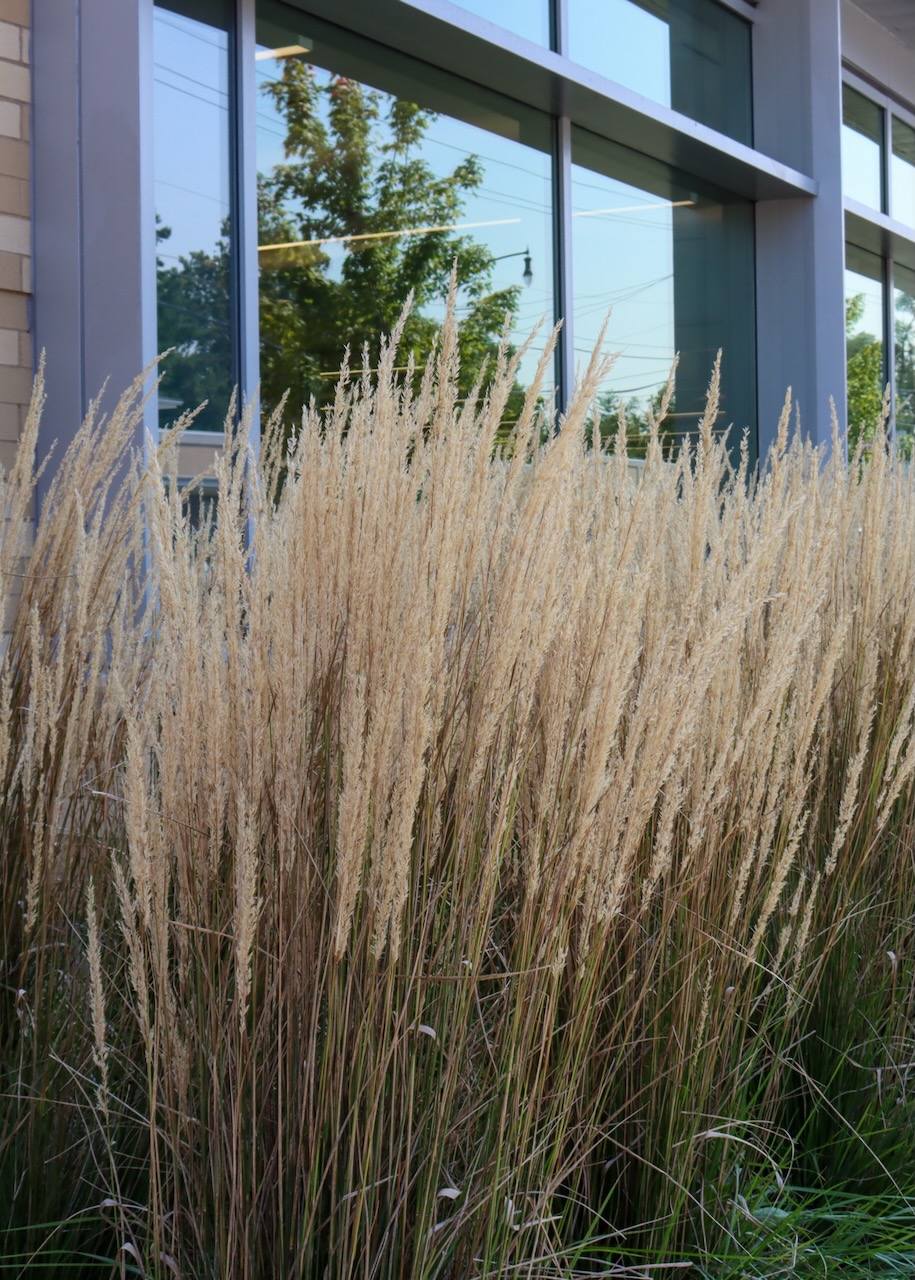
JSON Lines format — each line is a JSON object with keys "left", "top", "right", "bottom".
{"left": 1, "top": 305, "right": 915, "bottom": 1277}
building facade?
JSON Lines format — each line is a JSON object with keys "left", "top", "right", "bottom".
{"left": 3, "top": 0, "right": 914, "bottom": 500}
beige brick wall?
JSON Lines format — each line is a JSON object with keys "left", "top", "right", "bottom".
{"left": 0, "top": 0, "right": 30, "bottom": 464}
{"left": 0, "top": 0, "right": 33, "bottom": 635}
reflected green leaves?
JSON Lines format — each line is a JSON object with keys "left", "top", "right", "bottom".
{"left": 846, "top": 291, "right": 885, "bottom": 453}
{"left": 845, "top": 249, "right": 915, "bottom": 459}
{"left": 256, "top": 63, "right": 527, "bottom": 424}
{"left": 253, "top": 5, "right": 556, "bottom": 435}
{"left": 895, "top": 269, "right": 915, "bottom": 455}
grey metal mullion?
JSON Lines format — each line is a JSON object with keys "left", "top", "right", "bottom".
{"left": 552, "top": 0, "right": 568, "bottom": 56}
{"left": 551, "top": 0, "right": 571, "bottom": 416}
{"left": 881, "top": 102, "right": 896, "bottom": 446}
{"left": 554, "top": 115, "right": 574, "bottom": 415}
{"left": 235, "top": 0, "right": 261, "bottom": 452}
{"left": 885, "top": 255, "right": 897, "bottom": 446}
{"left": 551, "top": 0, "right": 574, "bottom": 416}
{"left": 227, "top": 0, "right": 240, "bottom": 408}
{"left": 139, "top": 0, "right": 159, "bottom": 456}
{"left": 229, "top": 0, "right": 257, "bottom": 453}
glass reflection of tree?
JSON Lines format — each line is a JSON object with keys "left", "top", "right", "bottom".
{"left": 846, "top": 290, "right": 915, "bottom": 460}
{"left": 846, "top": 292, "right": 884, "bottom": 453}
{"left": 157, "top": 58, "right": 529, "bottom": 431}
{"left": 897, "top": 290, "right": 914, "bottom": 458}
{"left": 156, "top": 215, "right": 234, "bottom": 432}
{"left": 589, "top": 385, "right": 676, "bottom": 459}
{"left": 258, "top": 65, "right": 527, "bottom": 422}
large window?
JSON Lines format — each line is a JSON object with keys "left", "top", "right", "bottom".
{"left": 845, "top": 244, "right": 885, "bottom": 450}
{"left": 153, "top": 0, "right": 759, "bottom": 455}
{"left": 842, "top": 81, "right": 915, "bottom": 230}
{"left": 892, "top": 118, "right": 915, "bottom": 228}
{"left": 153, "top": 0, "right": 235, "bottom": 432}
{"left": 842, "top": 85, "right": 883, "bottom": 212}
{"left": 567, "top": 0, "right": 752, "bottom": 144}
{"left": 842, "top": 74, "right": 915, "bottom": 455}
{"left": 571, "top": 128, "right": 756, "bottom": 458}
{"left": 845, "top": 244, "right": 914, "bottom": 458}
{"left": 255, "top": 0, "right": 555, "bottom": 431}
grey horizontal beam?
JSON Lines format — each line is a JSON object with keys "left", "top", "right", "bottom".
{"left": 716, "top": 0, "right": 757, "bottom": 19}
{"left": 283, "top": 0, "right": 816, "bottom": 203}
{"left": 845, "top": 202, "right": 915, "bottom": 274}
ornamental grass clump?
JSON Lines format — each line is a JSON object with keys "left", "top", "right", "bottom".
{"left": 2, "top": 305, "right": 915, "bottom": 1278}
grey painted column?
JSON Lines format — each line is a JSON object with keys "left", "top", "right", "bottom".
{"left": 752, "top": 0, "right": 847, "bottom": 456}
{"left": 32, "top": 0, "right": 150, "bottom": 510}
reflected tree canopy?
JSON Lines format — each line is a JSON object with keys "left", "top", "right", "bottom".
{"left": 157, "top": 58, "right": 534, "bottom": 434}
{"left": 896, "top": 286, "right": 914, "bottom": 455}
{"left": 846, "top": 291, "right": 885, "bottom": 453}
{"left": 846, "top": 288, "right": 915, "bottom": 459}
{"left": 257, "top": 67, "right": 525, "bottom": 420}
{"left": 157, "top": 217, "right": 234, "bottom": 432}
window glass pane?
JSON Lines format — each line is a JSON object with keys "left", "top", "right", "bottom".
{"left": 567, "top": 0, "right": 752, "bottom": 145}
{"left": 842, "top": 85, "right": 884, "bottom": 212}
{"left": 450, "top": 0, "right": 551, "bottom": 46}
{"left": 255, "top": 0, "right": 555, "bottom": 435}
{"left": 571, "top": 127, "right": 756, "bottom": 462}
{"left": 154, "top": 0, "right": 234, "bottom": 432}
{"left": 891, "top": 117, "right": 915, "bottom": 228}
{"left": 845, "top": 243, "right": 886, "bottom": 451}
{"left": 896, "top": 263, "right": 915, "bottom": 459}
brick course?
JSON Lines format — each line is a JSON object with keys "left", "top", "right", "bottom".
{"left": 0, "top": 1, "right": 31, "bottom": 402}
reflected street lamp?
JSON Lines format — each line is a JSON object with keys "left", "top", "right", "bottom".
{"left": 493, "top": 246, "right": 533, "bottom": 287}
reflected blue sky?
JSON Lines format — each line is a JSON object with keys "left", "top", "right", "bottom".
{"left": 566, "top": 0, "right": 752, "bottom": 143}
{"left": 154, "top": 4, "right": 234, "bottom": 427}
{"left": 843, "top": 126, "right": 883, "bottom": 211}
{"left": 569, "top": 0, "right": 669, "bottom": 105}
{"left": 154, "top": 8, "right": 230, "bottom": 261}
{"left": 449, "top": 0, "right": 551, "bottom": 46}
{"left": 842, "top": 86, "right": 883, "bottom": 211}
{"left": 846, "top": 263, "right": 884, "bottom": 353}
{"left": 571, "top": 161, "right": 675, "bottom": 408}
